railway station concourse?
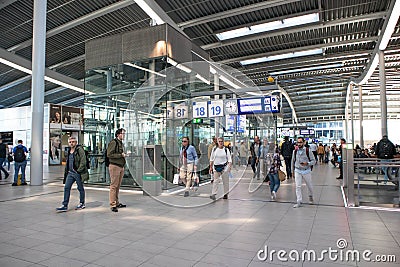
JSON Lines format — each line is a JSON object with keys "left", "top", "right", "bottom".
{"left": 0, "top": 1, "right": 400, "bottom": 266}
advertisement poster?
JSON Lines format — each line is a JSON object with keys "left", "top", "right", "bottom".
{"left": 50, "top": 105, "right": 62, "bottom": 124}
{"left": 62, "top": 106, "right": 82, "bottom": 130}
{"left": 49, "top": 129, "right": 62, "bottom": 165}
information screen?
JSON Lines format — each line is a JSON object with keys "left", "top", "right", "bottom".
{"left": 238, "top": 98, "right": 263, "bottom": 114}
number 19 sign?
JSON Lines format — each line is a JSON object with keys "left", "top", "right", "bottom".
{"left": 208, "top": 100, "right": 224, "bottom": 117}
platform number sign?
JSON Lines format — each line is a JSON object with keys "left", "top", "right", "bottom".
{"left": 208, "top": 100, "right": 224, "bottom": 117}
{"left": 192, "top": 101, "right": 208, "bottom": 118}
{"left": 174, "top": 103, "right": 188, "bottom": 119}
{"left": 166, "top": 105, "right": 174, "bottom": 119}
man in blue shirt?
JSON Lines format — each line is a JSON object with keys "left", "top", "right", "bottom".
{"left": 179, "top": 136, "right": 198, "bottom": 197}
{"left": 12, "top": 140, "right": 29, "bottom": 186}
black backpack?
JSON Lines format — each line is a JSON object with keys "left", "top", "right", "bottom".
{"left": 14, "top": 147, "right": 26, "bottom": 162}
{"left": 377, "top": 139, "right": 395, "bottom": 159}
{"left": 281, "top": 141, "right": 294, "bottom": 157}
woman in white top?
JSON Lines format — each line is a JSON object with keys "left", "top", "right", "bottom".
{"left": 209, "top": 137, "right": 232, "bottom": 200}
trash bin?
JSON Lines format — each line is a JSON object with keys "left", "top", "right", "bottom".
{"left": 142, "top": 173, "right": 162, "bottom": 196}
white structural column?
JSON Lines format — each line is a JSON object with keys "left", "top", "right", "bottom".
{"left": 30, "top": 1, "right": 47, "bottom": 186}
{"left": 379, "top": 50, "right": 388, "bottom": 136}
{"left": 350, "top": 84, "right": 354, "bottom": 147}
{"left": 358, "top": 85, "right": 364, "bottom": 148}
{"left": 214, "top": 73, "right": 220, "bottom": 137}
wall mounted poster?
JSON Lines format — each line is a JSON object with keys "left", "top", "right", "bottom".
{"left": 62, "top": 106, "right": 82, "bottom": 130}
{"left": 49, "top": 129, "right": 62, "bottom": 165}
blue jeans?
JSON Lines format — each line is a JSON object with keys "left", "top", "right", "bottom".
{"left": 14, "top": 161, "right": 27, "bottom": 183}
{"left": 381, "top": 159, "right": 390, "bottom": 181}
{"left": 63, "top": 171, "right": 85, "bottom": 207}
{"left": 268, "top": 173, "right": 280, "bottom": 193}
{"left": 0, "top": 158, "right": 8, "bottom": 177}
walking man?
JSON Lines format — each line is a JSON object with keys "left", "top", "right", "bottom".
{"left": 292, "top": 136, "right": 316, "bottom": 208}
{"left": 0, "top": 139, "right": 10, "bottom": 180}
{"left": 280, "top": 136, "right": 294, "bottom": 179}
{"left": 12, "top": 140, "right": 28, "bottom": 186}
{"left": 107, "top": 128, "right": 127, "bottom": 212}
{"left": 250, "top": 136, "right": 261, "bottom": 179}
{"left": 209, "top": 137, "right": 232, "bottom": 200}
{"left": 56, "top": 136, "right": 88, "bottom": 212}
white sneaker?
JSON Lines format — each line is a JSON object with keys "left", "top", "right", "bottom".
{"left": 272, "top": 191, "right": 276, "bottom": 200}
{"left": 293, "top": 203, "right": 301, "bottom": 208}
{"left": 270, "top": 195, "right": 274, "bottom": 200}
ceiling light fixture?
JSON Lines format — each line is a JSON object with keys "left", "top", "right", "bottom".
{"left": 379, "top": 0, "right": 400, "bottom": 50}
{"left": 166, "top": 58, "right": 191, "bottom": 73}
{"left": 240, "top": 48, "right": 323, "bottom": 65}
{"left": 0, "top": 57, "right": 91, "bottom": 94}
{"left": 216, "top": 13, "right": 319, "bottom": 41}
{"left": 134, "top": 0, "right": 164, "bottom": 25}
{"left": 124, "top": 62, "right": 166, "bottom": 77}
{"left": 219, "top": 75, "right": 241, "bottom": 89}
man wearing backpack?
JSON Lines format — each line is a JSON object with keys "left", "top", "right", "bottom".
{"left": 375, "top": 135, "right": 396, "bottom": 183}
{"left": 280, "top": 136, "right": 294, "bottom": 179}
{"left": 56, "top": 136, "right": 88, "bottom": 212}
{"left": 107, "top": 128, "right": 127, "bottom": 212}
{"left": 291, "top": 136, "right": 316, "bottom": 208}
{"left": 12, "top": 140, "right": 28, "bottom": 186}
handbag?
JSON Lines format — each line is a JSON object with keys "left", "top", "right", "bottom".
{"left": 7, "top": 155, "right": 13, "bottom": 162}
{"left": 214, "top": 164, "right": 226, "bottom": 173}
{"left": 278, "top": 169, "right": 286, "bottom": 181}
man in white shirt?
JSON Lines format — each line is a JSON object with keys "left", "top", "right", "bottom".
{"left": 209, "top": 137, "right": 232, "bottom": 200}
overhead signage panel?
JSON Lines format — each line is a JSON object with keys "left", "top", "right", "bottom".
{"left": 238, "top": 98, "right": 263, "bottom": 114}
{"left": 192, "top": 101, "right": 208, "bottom": 118}
{"left": 208, "top": 100, "right": 224, "bottom": 117}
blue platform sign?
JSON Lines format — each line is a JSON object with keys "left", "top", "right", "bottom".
{"left": 238, "top": 96, "right": 280, "bottom": 115}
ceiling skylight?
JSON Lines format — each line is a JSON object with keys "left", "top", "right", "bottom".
{"left": 216, "top": 13, "right": 319, "bottom": 41}
{"left": 240, "top": 48, "right": 323, "bottom": 65}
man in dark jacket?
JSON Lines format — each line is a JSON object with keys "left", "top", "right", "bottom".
{"left": 280, "top": 136, "right": 294, "bottom": 179}
{"left": 0, "top": 139, "right": 9, "bottom": 180}
{"left": 107, "top": 128, "right": 127, "bottom": 212}
{"left": 375, "top": 135, "right": 396, "bottom": 183}
{"left": 249, "top": 136, "right": 261, "bottom": 178}
{"left": 56, "top": 136, "right": 88, "bottom": 212}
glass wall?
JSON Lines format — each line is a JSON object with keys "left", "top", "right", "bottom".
{"left": 84, "top": 59, "right": 276, "bottom": 188}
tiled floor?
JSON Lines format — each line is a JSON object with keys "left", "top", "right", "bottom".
{"left": 0, "top": 163, "right": 399, "bottom": 266}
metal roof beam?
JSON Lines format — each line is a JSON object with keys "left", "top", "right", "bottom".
{"left": 217, "top": 36, "right": 377, "bottom": 64}
{"left": 7, "top": 0, "right": 134, "bottom": 52}
{"left": 178, "top": 0, "right": 302, "bottom": 29}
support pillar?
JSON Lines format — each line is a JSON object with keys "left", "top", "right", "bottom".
{"left": 379, "top": 50, "right": 388, "bottom": 137}
{"left": 358, "top": 85, "right": 364, "bottom": 148}
{"left": 30, "top": 0, "right": 47, "bottom": 186}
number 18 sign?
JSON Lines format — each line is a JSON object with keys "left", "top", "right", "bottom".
{"left": 192, "top": 101, "right": 208, "bottom": 118}
{"left": 208, "top": 100, "right": 224, "bottom": 117}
